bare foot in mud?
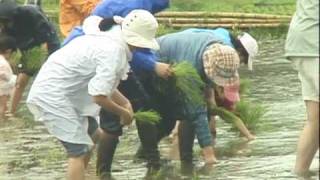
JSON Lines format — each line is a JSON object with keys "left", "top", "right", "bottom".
{"left": 0, "top": 115, "right": 7, "bottom": 121}
{"left": 5, "top": 111, "right": 14, "bottom": 118}
{"left": 202, "top": 146, "right": 218, "bottom": 165}
{"left": 246, "top": 134, "right": 256, "bottom": 141}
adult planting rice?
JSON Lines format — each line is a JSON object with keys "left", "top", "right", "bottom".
{"left": 0, "top": 1, "right": 60, "bottom": 115}
{"left": 26, "top": 10, "right": 159, "bottom": 180}
{"left": 166, "top": 29, "right": 258, "bottom": 157}
{"left": 134, "top": 31, "right": 256, "bottom": 172}
{"left": 60, "top": 1, "right": 173, "bottom": 178}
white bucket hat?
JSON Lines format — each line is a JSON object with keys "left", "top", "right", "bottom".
{"left": 122, "top": 10, "right": 159, "bottom": 50}
{"left": 238, "top": 33, "right": 258, "bottom": 71}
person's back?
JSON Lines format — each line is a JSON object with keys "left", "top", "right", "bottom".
{"left": 0, "top": 2, "right": 59, "bottom": 53}
{"left": 63, "top": 0, "right": 169, "bottom": 45}
{"left": 93, "top": 0, "right": 168, "bottom": 18}
{"left": 183, "top": 28, "right": 233, "bottom": 47}
{"left": 28, "top": 27, "right": 128, "bottom": 104}
{"left": 156, "top": 31, "right": 224, "bottom": 73}
{"left": 59, "top": 0, "right": 101, "bottom": 37}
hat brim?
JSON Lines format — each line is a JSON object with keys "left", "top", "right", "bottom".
{"left": 224, "top": 84, "right": 240, "bottom": 103}
{"left": 122, "top": 30, "right": 159, "bottom": 50}
{"left": 211, "top": 71, "right": 240, "bottom": 87}
{"left": 248, "top": 56, "right": 253, "bottom": 71}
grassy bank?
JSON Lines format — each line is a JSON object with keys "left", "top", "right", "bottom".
{"left": 23, "top": 0, "right": 295, "bottom": 15}
{"left": 35, "top": 0, "right": 294, "bottom": 39}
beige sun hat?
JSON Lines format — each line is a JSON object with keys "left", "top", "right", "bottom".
{"left": 121, "top": 9, "right": 159, "bottom": 50}
{"left": 203, "top": 44, "right": 240, "bottom": 87}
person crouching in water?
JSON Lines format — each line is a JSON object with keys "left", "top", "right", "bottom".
{"left": 134, "top": 32, "right": 243, "bottom": 172}
{"left": 0, "top": 35, "right": 17, "bottom": 120}
{"left": 27, "top": 10, "right": 159, "bottom": 180}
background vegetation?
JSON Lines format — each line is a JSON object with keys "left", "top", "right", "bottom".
{"left": 15, "top": 0, "right": 296, "bottom": 39}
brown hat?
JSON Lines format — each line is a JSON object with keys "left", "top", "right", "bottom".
{"left": 203, "top": 44, "right": 240, "bottom": 86}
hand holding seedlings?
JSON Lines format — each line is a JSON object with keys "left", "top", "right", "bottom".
{"left": 155, "top": 62, "right": 173, "bottom": 79}
{"left": 120, "top": 107, "right": 134, "bottom": 126}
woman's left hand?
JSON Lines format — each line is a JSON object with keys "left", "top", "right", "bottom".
{"left": 155, "top": 62, "right": 173, "bottom": 79}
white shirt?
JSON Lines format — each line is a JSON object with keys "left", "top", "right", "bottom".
{"left": 27, "top": 27, "right": 131, "bottom": 145}
{"left": 0, "top": 55, "right": 16, "bottom": 96}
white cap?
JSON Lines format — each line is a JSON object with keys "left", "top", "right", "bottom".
{"left": 238, "top": 33, "right": 258, "bottom": 71}
{"left": 122, "top": 10, "right": 159, "bottom": 50}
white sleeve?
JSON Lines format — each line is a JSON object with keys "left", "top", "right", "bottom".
{"left": 88, "top": 47, "right": 126, "bottom": 97}
{"left": 82, "top": 15, "right": 104, "bottom": 35}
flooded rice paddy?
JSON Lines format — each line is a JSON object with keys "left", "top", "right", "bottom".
{"left": 0, "top": 39, "right": 319, "bottom": 180}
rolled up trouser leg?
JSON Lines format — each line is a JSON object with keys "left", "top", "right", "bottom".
{"left": 178, "top": 120, "right": 195, "bottom": 163}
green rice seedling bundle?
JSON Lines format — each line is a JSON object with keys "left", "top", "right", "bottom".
{"left": 210, "top": 105, "right": 239, "bottom": 124}
{"left": 234, "top": 100, "right": 266, "bottom": 131}
{"left": 239, "top": 78, "right": 251, "bottom": 96}
{"left": 134, "top": 110, "right": 161, "bottom": 125}
{"left": 22, "top": 47, "right": 47, "bottom": 71}
{"left": 171, "top": 61, "right": 205, "bottom": 105}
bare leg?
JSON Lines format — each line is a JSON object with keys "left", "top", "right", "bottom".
{"left": 169, "top": 133, "right": 180, "bottom": 160}
{"left": 0, "top": 95, "right": 8, "bottom": 120}
{"left": 294, "top": 100, "right": 319, "bottom": 175}
{"left": 10, "top": 73, "right": 30, "bottom": 115}
{"left": 209, "top": 116, "right": 217, "bottom": 144}
{"left": 169, "top": 121, "right": 180, "bottom": 160}
{"left": 67, "top": 155, "right": 86, "bottom": 180}
{"left": 84, "top": 128, "right": 103, "bottom": 169}
{"left": 169, "top": 121, "right": 180, "bottom": 140}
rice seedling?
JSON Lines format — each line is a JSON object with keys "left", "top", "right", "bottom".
{"left": 21, "top": 47, "right": 47, "bottom": 72}
{"left": 239, "top": 78, "right": 251, "bottom": 95}
{"left": 134, "top": 110, "right": 161, "bottom": 125}
{"left": 234, "top": 100, "right": 266, "bottom": 131}
{"left": 153, "top": 61, "right": 205, "bottom": 107}
{"left": 171, "top": 61, "right": 205, "bottom": 105}
{"left": 210, "top": 105, "right": 239, "bottom": 124}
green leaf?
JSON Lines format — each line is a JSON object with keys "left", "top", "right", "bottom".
{"left": 134, "top": 110, "right": 161, "bottom": 125}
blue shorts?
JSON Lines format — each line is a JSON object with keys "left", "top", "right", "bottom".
{"left": 60, "top": 117, "right": 98, "bottom": 157}
{"left": 60, "top": 141, "right": 90, "bottom": 157}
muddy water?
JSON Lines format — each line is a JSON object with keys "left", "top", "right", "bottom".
{"left": 0, "top": 39, "right": 319, "bottom": 180}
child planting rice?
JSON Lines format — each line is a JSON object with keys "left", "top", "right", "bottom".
{"left": 0, "top": 35, "right": 17, "bottom": 120}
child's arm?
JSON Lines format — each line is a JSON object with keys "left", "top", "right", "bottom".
{"left": 193, "top": 112, "right": 217, "bottom": 164}
{"left": 206, "top": 86, "right": 255, "bottom": 141}
{"left": 210, "top": 106, "right": 255, "bottom": 141}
